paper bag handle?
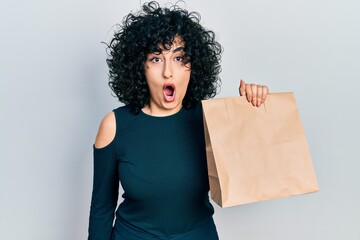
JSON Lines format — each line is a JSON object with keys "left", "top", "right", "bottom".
{"left": 221, "top": 95, "right": 272, "bottom": 120}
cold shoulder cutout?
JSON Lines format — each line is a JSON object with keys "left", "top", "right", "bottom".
{"left": 94, "top": 111, "right": 116, "bottom": 149}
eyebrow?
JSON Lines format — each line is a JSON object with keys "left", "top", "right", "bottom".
{"left": 172, "top": 47, "right": 185, "bottom": 53}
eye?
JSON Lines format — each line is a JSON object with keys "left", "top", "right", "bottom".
{"left": 174, "top": 56, "right": 184, "bottom": 62}
{"left": 150, "top": 57, "right": 162, "bottom": 63}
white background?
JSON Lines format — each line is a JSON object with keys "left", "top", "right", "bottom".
{"left": 1, "top": 0, "right": 359, "bottom": 239}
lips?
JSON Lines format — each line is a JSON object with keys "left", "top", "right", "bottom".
{"left": 163, "top": 83, "right": 176, "bottom": 102}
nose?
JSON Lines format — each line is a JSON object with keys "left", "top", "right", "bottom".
{"left": 163, "top": 60, "right": 173, "bottom": 79}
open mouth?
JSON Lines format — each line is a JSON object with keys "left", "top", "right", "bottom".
{"left": 163, "top": 84, "right": 176, "bottom": 102}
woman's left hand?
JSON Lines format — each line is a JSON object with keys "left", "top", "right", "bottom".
{"left": 239, "top": 79, "right": 269, "bottom": 107}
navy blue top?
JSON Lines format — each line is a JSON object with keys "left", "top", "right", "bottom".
{"left": 88, "top": 103, "right": 216, "bottom": 239}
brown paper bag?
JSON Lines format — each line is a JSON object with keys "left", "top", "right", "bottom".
{"left": 202, "top": 92, "right": 319, "bottom": 208}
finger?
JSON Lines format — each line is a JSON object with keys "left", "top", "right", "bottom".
{"left": 261, "top": 86, "right": 269, "bottom": 103}
{"left": 251, "top": 84, "right": 257, "bottom": 106}
{"left": 256, "top": 85, "right": 263, "bottom": 107}
{"left": 239, "top": 79, "right": 246, "bottom": 96}
{"left": 245, "top": 83, "right": 253, "bottom": 102}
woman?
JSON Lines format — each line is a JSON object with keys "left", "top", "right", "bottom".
{"left": 88, "top": 1, "right": 268, "bottom": 239}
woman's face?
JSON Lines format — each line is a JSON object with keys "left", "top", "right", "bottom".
{"left": 143, "top": 36, "right": 191, "bottom": 116}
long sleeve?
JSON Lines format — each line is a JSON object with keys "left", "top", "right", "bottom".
{"left": 88, "top": 143, "right": 119, "bottom": 240}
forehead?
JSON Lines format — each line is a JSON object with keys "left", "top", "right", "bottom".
{"left": 171, "top": 36, "right": 184, "bottom": 46}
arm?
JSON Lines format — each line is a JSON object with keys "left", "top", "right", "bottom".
{"left": 239, "top": 79, "right": 269, "bottom": 107}
{"left": 88, "top": 112, "right": 119, "bottom": 240}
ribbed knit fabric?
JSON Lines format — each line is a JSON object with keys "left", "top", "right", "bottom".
{"left": 88, "top": 102, "right": 217, "bottom": 240}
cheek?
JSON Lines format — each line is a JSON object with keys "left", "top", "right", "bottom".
{"left": 145, "top": 69, "right": 161, "bottom": 87}
{"left": 183, "top": 69, "right": 191, "bottom": 85}
{"left": 178, "top": 72, "right": 191, "bottom": 93}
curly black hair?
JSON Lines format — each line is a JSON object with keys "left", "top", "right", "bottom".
{"left": 106, "top": 1, "right": 222, "bottom": 114}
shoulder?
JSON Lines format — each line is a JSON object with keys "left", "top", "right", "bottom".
{"left": 94, "top": 111, "right": 116, "bottom": 149}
